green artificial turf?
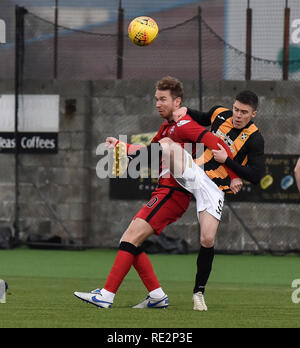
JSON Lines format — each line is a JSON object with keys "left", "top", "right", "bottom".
{"left": 0, "top": 248, "right": 299, "bottom": 328}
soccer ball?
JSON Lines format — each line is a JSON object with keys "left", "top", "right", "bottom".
{"left": 128, "top": 16, "right": 159, "bottom": 46}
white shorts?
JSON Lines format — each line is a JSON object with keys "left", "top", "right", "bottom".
{"left": 175, "top": 150, "right": 225, "bottom": 221}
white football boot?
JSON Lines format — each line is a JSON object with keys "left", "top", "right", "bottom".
{"left": 132, "top": 294, "right": 169, "bottom": 309}
{"left": 74, "top": 288, "right": 113, "bottom": 309}
{"left": 193, "top": 291, "right": 208, "bottom": 311}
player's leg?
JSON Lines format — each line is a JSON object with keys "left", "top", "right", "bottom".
{"left": 193, "top": 211, "right": 219, "bottom": 311}
{"left": 178, "top": 167, "right": 224, "bottom": 311}
{"left": 132, "top": 249, "right": 168, "bottom": 308}
{"left": 133, "top": 248, "right": 162, "bottom": 296}
{"left": 102, "top": 217, "right": 154, "bottom": 294}
{"left": 159, "top": 137, "right": 186, "bottom": 177}
{"left": 132, "top": 187, "right": 191, "bottom": 308}
{"left": 74, "top": 218, "right": 155, "bottom": 308}
{"left": 120, "top": 217, "right": 154, "bottom": 246}
{"left": 124, "top": 204, "right": 169, "bottom": 307}
{"left": 74, "top": 186, "right": 190, "bottom": 309}
{"left": 194, "top": 211, "right": 219, "bottom": 290}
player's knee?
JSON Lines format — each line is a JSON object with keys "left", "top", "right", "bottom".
{"left": 159, "top": 138, "right": 174, "bottom": 152}
{"left": 121, "top": 218, "right": 154, "bottom": 247}
{"left": 121, "top": 230, "right": 144, "bottom": 247}
{"left": 200, "top": 235, "right": 215, "bottom": 248}
{"left": 159, "top": 137, "right": 173, "bottom": 145}
{"left": 159, "top": 139, "right": 172, "bottom": 158}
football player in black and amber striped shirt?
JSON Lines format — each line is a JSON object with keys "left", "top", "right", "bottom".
{"left": 188, "top": 101, "right": 265, "bottom": 190}
{"left": 173, "top": 90, "right": 265, "bottom": 310}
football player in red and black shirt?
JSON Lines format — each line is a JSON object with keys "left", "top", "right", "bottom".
{"left": 74, "top": 77, "right": 241, "bottom": 309}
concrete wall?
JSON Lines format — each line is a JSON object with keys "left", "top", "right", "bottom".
{"left": 0, "top": 79, "right": 299, "bottom": 252}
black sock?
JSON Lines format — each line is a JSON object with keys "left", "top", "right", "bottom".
{"left": 119, "top": 241, "right": 138, "bottom": 256}
{"left": 193, "top": 245, "right": 215, "bottom": 294}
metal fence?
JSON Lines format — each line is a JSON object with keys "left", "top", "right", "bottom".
{"left": 0, "top": 0, "right": 299, "bottom": 252}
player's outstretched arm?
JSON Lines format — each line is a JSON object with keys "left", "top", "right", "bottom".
{"left": 187, "top": 106, "right": 221, "bottom": 126}
{"left": 200, "top": 132, "right": 239, "bottom": 180}
{"left": 105, "top": 137, "right": 119, "bottom": 149}
{"left": 105, "top": 137, "right": 145, "bottom": 154}
{"left": 174, "top": 118, "right": 239, "bottom": 181}
{"left": 173, "top": 106, "right": 220, "bottom": 126}
{"left": 223, "top": 134, "right": 265, "bottom": 185}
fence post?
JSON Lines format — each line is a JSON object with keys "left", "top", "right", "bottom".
{"left": 197, "top": 7, "right": 203, "bottom": 247}
{"left": 198, "top": 7, "right": 203, "bottom": 111}
{"left": 283, "top": 1, "right": 290, "bottom": 80}
{"left": 245, "top": 0, "right": 252, "bottom": 80}
{"left": 54, "top": 0, "right": 59, "bottom": 79}
{"left": 14, "top": 6, "right": 27, "bottom": 243}
{"left": 117, "top": 0, "right": 124, "bottom": 79}
{"left": 0, "top": 19, "right": 6, "bottom": 44}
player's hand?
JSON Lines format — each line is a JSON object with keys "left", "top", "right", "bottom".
{"left": 212, "top": 143, "right": 228, "bottom": 163}
{"left": 230, "top": 178, "right": 243, "bottom": 195}
{"left": 173, "top": 107, "right": 187, "bottom": 120}
{"left": 105, "top": 137, "right": 118, "bottom": 149}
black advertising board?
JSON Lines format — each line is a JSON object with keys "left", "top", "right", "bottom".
{"left": 0, "top": 95, "right": 59, "bottom": 154}
{"left": 109, "top": 154, "right": 300, "bottom": 204}
{"left": 0, "top": 132, "right": 58, "bottom": 154}
{"left": 110, "top": 177, "right": 158, "bottom": 201}
{"left": 253, "top": 154, "right": 299, "bottom": 203}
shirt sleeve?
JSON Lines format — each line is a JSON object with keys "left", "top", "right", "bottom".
{"left": 151, "top": 123, "right": 166, "bottom": 143}
{"left": 175, "top": 118, "right": 207, "bottom": 143}
{"left": 176, "top": 119, "right": 239, "bottom": 180}
{"left": 224, "top": 133, "right": 265, "bottom": 184}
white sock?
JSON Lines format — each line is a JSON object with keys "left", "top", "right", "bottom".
{"left": 101, "top": 288, "right": 115, "bottom": 302}
{"left": 149, "top": 287, "right": 165, "bottom": 299}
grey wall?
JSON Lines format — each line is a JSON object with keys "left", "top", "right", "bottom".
{"left": 0, "top": 79, "right": 299, "bottom": 252}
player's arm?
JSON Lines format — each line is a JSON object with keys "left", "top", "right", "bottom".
{"left": 105, "top": 136, "right": 145, "bottom": 154}
{"left": 224, "top": 134, "right": 265, "bottom": 185}
{"left": 201, "top": 132, "right": 239, "bottom": 180}
{"left": 105, "top": 137, "right": 119, "bottom": 149}
{"left": 294, "top": 158, "right": 300, "bottom": 192}
{"left": 177, "top": 120, "right": 239, "bottom": 180}
{"left": 105, "top": 122, "right": 165, "bottom": 164}
{"left": 174, "top": 106, "right": 221, "bottom": 126}
{"left": 187, "top": 106, "right": 222, "bottom": 126}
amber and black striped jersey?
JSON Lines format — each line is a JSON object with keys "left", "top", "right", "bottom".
{"left": 187, "top": 106, "right": 265, "bottom": 193}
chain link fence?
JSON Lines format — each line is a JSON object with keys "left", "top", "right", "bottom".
{"left": 0, "top": 0, "right": 299, "bottom": 252}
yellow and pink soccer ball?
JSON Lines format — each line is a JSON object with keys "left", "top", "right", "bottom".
{"left": 128, "top": 16, "right": 159, "bottom": 46}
